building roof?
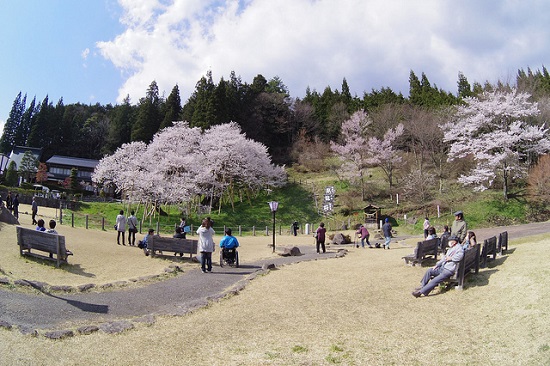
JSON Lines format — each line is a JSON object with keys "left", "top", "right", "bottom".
{"left": 46, "top": 155, "right": 99, "bottom": 170}
{"left": 8, "top": 146, "right": 43, "bottom": 169}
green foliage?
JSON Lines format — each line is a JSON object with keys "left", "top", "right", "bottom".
{"left": 291, "top": 345, "right": 308, "bottom": 353}
{"left": 4, "top": 161, "right": 18, "bottom": 186}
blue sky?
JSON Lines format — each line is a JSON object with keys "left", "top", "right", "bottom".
{"left": 1, "top": 0, "right": 550, "bottom": 133}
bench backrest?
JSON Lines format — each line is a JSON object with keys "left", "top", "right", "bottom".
{"left": 498, "top": 231, "right": 508, "bottom": 254}
{"left": 150, "top": 236, "right": 198, "bottom": 254}
{"left": 414, "top": 238, "right": 439, "bottom": 260}
{"left": 440, "top": 235, "right": 449, "bottom": 253}
{"left": 16, "top": 226, "right": 66, "bottom": 253}
{"left": 16, "top": 226, "right": 67, "bottom": 267}
{"left": 451, "top": 243, "right": 480, "bottom": 288}
{"left": 481, "top": 236, "right": 497, "bottom": 267}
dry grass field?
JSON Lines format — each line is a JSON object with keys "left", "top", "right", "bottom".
{"left": 1, "top": 204, "right": 549, "bottom": 365}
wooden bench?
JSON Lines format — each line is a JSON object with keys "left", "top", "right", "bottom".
{"left": 16, "top": 226, "right": 71, "bottom": 268}
{"left": 149, "top": 236, "right": 198, "bottom": 258}
{"left": 497, "top": 231, "right": 508, "bottom": 255}
{"left": 480, "top": 236, "right": 497, "bottom": 268}
{"left": 402, "top": 238, "right": 439, "bottom": 266}
{"left": 446, "top": 243, "right": 480, "bottom": 290}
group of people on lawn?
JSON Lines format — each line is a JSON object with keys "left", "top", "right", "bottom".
{"left": 412, "top": 210, "right": 476, "bottom": 298}
{"left": 118, "top": 213, "right": 239, "bottom": 274}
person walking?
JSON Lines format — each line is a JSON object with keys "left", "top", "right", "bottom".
{"left": 197, "top": 218, "right": 215, "bottom": 273}
{"left": 315, "top": 222, "right": 327, "bottom": 254}
{"left": 382, "top": 218, "right": 392, "bottom": 249}
{"left": 356, "top": 224, "right": 371, "bottom": 248}
{"left": 127, "top": 210, "right": 138, "bottom": 246}
{"left": 31, "top": 197, "right": 39, "bottom": 225}
{"left": 115, "top": 210, "right": 127, "bottom": 245}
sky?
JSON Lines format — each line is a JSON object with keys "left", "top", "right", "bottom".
{"left": 1, "top": 0, "right": 550, "bottom": 133}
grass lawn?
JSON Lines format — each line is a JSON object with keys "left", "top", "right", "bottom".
{"left": 1, "top": 205, "right": 549, "bottom": 365}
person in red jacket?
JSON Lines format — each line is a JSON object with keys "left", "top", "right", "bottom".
{"left": 356, "top": 224, "right": 371, "bottom": 248}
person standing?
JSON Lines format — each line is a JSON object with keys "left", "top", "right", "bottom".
{"left": 423, "top": 216, "right": 430, "bottom": 239}
{"left": 127, "top": 210, "right": 138, "bottom": 246}
{"left": 197, "top": 218, "right": 215, "bottom": 273}
{"left": 6, "top": 191, "right": 13, "bottom": 213}
{"left": 12, "top": 194, "right": 19, "bottom": 219}
{"left": 115, "top": 210, "right": 127, "bottom": 245}
{"left": 451, "top": 211, "right": 468, "bottom": 245}
{"left": 315, "top": 222, "right": 327, "bottom": 254}
{"left": 292, "top": 221, "right": 299, "bottom": 236}
{"left": 31, "top": 197, "right": 39, "bottom": 225}
{"left": 355, "top": 224, "right": 371, "bottom": 248}
{"left": 382, "top": 218, "right": 392, "bottom": 249}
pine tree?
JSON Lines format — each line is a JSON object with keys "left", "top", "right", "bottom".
{"left": 457, "top": 71, "right": 472, "bottom": 99}
{"left": 0, "top": 92, "right": 26, "bottom": 154}
{"left": 131, "top": 81, "right": 162, "bottom": 142}
{"left": 160, "top": 85, "right": 182, "bottom": 129}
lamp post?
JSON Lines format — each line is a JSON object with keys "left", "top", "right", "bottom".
{"left": 268, "top": 201, "right": 278, "bottom": 253}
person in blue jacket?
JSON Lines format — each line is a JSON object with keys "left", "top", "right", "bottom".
{"left": 219, "top": 228, "right": 239, "bottom": 264}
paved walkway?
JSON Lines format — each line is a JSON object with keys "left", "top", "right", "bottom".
{"left": 1, "top": 221, "right": 548, "bottom": 333}
{"left": 0, "top": 245, "right": 345, "bottom": 331}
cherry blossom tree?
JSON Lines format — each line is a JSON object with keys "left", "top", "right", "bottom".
{"left": 365, "top": 123, "right": 404, "bottom": 189}
{"left": 93, "top": 122, "right": 285, "bottom": 217}
{"left": 330, "top": 110, "right": 372, "bottom": 199}
{"left": 331, "top": 110, "right": 404, "bottom": 195}
{"left": 442, "top": 89, "right": 550, "bottom": 199}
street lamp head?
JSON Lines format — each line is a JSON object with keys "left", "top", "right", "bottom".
{"left": 268, "top": 201, "right": 279, "bottom": 212}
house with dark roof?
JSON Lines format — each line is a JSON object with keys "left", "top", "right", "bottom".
{"left": 45, "top": 155, "right": 99, "bottom": 189}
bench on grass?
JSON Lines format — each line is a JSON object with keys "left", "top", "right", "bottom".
{"left": 445, "top": 243, "right": 480, "bottom": 290}
{"left": 481, "top": 236, "right": 497, "bottom": 268}
{"left": 402, "top": 237, "right": 439, "bottom": 266}
{"left": 149, "top": 236, "right": 198, "bottom": 258}
{"left": 498, "top": 231, "right": 508, "bottom": 255}
{"left": 16, "top": 226, "right": 72, "bottom": 268}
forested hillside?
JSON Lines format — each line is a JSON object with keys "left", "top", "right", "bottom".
{"left": 3, "top": 66, "right": 549, "bottom": 165}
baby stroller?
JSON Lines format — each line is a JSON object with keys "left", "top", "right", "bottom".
{"left": 220, "top": 248, "right": 239, "bottom": 267}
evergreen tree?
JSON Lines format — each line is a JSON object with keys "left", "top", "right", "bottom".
{"left": 0, "top": 92, "right": 26, "bottom": 154}
{"left": 408, "top": 70, "right": 422, "bottom": 105}
{"left": 27, "top": 95, "right": 53, "bottom": 148}
{"left": 4, "top": 161, "right": 18, "bottom": 186}
{"left": 190, "top": 71, "right": 216, "bottom": 129}
{"left": 15, "top": 96, "right": 37, "bottom": 147}
{"left": 18, "top": 150, "right": 38, "bottom": 183}
{"left": 457, "top": 71, "right": 472, "bottom": 98}
{"left": 105, "top": 96, "right": 134, "bottom": 154}
{"left": 131, "top": 81, "right": 163, "bottom": 142}
{"left": 160, "top": 85, "right": 182, "bottom": 129}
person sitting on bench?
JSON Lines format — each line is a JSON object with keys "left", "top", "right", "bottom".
{"left": 412, "top": 236, "right": 464, "bottom": 298}
{"left": 219, "top": 228, "right": 239, "bottom": 263}
{"left": 46, "top": 219, "right": 73, "bottom": 257}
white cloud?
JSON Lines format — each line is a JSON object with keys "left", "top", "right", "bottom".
{"left": 81, "top": 48, "right": 90, "bottom": 60}
{"left": 97, "top": 0, "right": 550, "bottom": 103}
